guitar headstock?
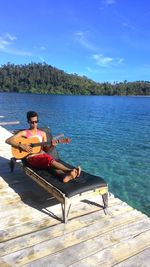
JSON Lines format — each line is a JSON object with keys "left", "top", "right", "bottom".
{"left": 58, "top": 137, "right": 71, "bottom": 144}
{"left": 51, "top": 137, "right": 71, "bottom": 146}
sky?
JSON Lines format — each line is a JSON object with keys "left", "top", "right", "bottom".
{"left": 0, "top": 0, "right": 150, "bottom": 83}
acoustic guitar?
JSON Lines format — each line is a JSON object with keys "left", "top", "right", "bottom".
{"left": 12, "top": 136, "right": 71, "bottom": 159}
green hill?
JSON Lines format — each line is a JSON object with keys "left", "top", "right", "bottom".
{"left": 0, "top": 62, "right": 150, "bottom": 95}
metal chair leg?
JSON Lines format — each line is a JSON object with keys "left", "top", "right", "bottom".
{"left": 102, "top": 192, "right": 108, "bottom": 215}
{"left": 9, "top": 157, "right": 16, "bottom": 172}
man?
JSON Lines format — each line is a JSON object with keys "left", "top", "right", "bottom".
{"left": 5, "top": 111, "right": 81, "bottom": 183}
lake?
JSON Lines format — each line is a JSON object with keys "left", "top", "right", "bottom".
{"left": 0, "top": 92, "right": 150, "bottom": 216}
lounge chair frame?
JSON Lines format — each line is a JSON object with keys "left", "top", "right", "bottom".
{"left": 9, "top": 157, "right": 108, "bottom": 223}
{"left": 24, "top": 166, "right": 108, "bottom": 223}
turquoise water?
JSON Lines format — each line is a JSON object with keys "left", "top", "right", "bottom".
{"left": 0, "top": 93, "right": 150, "bottom": 216}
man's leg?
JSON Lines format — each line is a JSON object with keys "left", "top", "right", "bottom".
{"left": 51, "top": 160, "right": 81, "bottom": 182}
{"left": 51, "top": 160, "right": 72, "bottom": 172}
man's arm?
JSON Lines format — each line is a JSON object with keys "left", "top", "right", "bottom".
{"left": 41, "top": 131, "right": 58, "bottom": 152}
{"left": 5, "top": 131, "right": 25, "bottom": 148}
{"left": 5, "top": 131, "right": 32, "bottom": 153}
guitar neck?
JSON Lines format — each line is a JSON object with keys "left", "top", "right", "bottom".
{"left": 31, "top": 141, "right": 50, "bottom": 147}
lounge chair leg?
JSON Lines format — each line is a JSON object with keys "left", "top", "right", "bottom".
{"left": 9, "top": 157, "right": 16, "bottom": 172}
{"left": 61, "top": 200, "right": 71, "bottom": 223}
{"left": 102, "top": 193, "right": 108, "bottom": 214}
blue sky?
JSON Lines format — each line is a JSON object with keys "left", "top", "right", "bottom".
{"left": 0, "top": 0, "right": 150, "bottom": 83}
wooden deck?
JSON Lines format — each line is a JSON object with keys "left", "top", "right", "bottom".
{"left": 0, "top": 125, "right": 150, "bottom": 267}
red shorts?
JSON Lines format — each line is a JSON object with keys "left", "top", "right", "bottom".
{"left": 27, "top": 154, "right": 54, "bottom": 169}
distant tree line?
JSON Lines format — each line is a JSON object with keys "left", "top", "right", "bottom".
{"left": 0, "top": 62, "right": 150, "bottom": 95}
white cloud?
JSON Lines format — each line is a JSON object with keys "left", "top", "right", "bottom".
{"left": 9, "top": 49, "right": 32, "bottom": 56}
{"left": 74, "top": 31, "right": 97, "bottom": 51}
{"left": 0, "top": 33, "right": 16, "bottom": 49}
{"left": 0, "top": 33, "right": 32, "bottom": 56}
{"left": 99, "top": 0, "right": 116, "bottom": 10}
{"left": 34, "top": 45, "right": 46, "bottom": 51}
{"left": 93, "top": 54, "right": 113, "bottom": 66}
{"left": 39, "top": 57, "right": 46, "bottom": 62}
{"left": 118, "top": 58, "right": 124, "bottom": 64}
{"left": 122, "top": 22, "right": 136, "bottom": 32}
{"left": 93, "top": 54, "right": 124, "bottom": 67}
{"left": 103, "top": 0, "right": 116, "bottom": 5}
{"left": 86, "top": 66, "right": 100, "bottom": 74}
{"left": 40, "top": 46, "right": 46, "bottom": 51}
{"left": 5, "top": 33, "right": 17, "bottom": 41}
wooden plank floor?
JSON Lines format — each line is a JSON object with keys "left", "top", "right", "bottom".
{"left": 0, "top": 125, "right": 150, "bottom": 267}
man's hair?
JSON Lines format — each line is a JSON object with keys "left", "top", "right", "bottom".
{"left": 27, "top": 111, "right": 38, "bottom": 122}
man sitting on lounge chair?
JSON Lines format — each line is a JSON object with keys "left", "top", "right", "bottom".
{"left": 5, "top": 110, "right": 81, "bottom": 183}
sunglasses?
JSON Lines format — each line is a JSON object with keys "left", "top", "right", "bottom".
{"left": 29, "top": 120, "right": 39, "bottom": 124}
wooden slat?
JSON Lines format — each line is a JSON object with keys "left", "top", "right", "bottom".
{"left": 1, "top": 219, "right": 149, "bottom": 267}
{"left": 113, "top": 248, "right": 150, "bottom": 267}
{"left": 0, "top": 121, "right": 20, "bottom": 126}
{"left": 0, "top": 197, "right": 128, "bottom": 242}
{"left": 0, "top": 206, "right": 144, "bottom": 257}
{"left": 69, "top": 230, "right": 150, "bottom": 267}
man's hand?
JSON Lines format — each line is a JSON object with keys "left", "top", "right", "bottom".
{"left": 19, "top": 143, "right": 33, "bottom": 153}
{"left": 51, "top": 139, "right": 58, "bottom": 146}
{"left": 42, "top": 139, "right": 57, "bottom": 152}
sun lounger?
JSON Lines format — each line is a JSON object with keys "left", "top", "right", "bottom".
{"left": 9, "top": 128, "right": 108, "bottom": 223}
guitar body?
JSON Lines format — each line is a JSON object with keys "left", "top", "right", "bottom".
{"left": 12, "top": 137, "right": 41, "bottom": 159}
{"left": 11, "top": 136, "right": 71, "bottom": 159}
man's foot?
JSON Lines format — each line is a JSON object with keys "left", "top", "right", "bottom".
{"left": 63, "top": 169, "right": 78, "bottom": 183}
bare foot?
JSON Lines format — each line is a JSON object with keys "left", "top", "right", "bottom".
{"left": 63, "top": 169, "right": 78, "bottom": 183}
{"left": 76, "top": 166, "right": 81, "bottom": 177}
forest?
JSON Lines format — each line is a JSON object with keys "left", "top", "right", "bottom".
{"left": 0, "top": 62, "right": 150, "bottom": 95}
